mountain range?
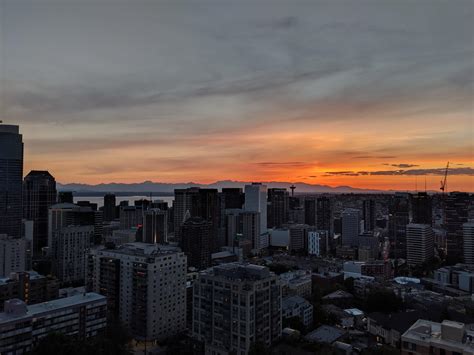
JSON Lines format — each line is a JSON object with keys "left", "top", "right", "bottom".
{"left": 57, "top": 180, "right": 394, "bottom": 194}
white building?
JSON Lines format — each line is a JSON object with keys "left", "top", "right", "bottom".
{"left": 244, "top": 183, "right": 268, "bottom": 234}
{"left": 341, "top": 209, "right": 360, "bottom": 247}
{"left": 52, "top": 225, "right": 93, "bottom": 284}
{"left": 406, "top": 224, "right": 434, "bottom": 266}
{"left": 0, "top": 234, "right": 26, "bottom": 277}
{"left": 463, "top": 221, "right": 474, "bottom": 265}
{"left": 0, "top": 293, "right": 106, "bottom": 354}
{"left": 88, "top": 243, "right": 187, "bottom": 341}
{"left": 307, "top": 230, "right": 330, "bottom": 256}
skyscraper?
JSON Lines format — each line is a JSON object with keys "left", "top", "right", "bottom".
{"left": 389, "top": 193, "right": 410, "bottom": 259}
{"left": 463, "top": 221, "right": 474, "bottom": 265}
{"left": 173, "top": 187, "right": 201, "bottom": 241}
{"left": 304, "top": 198, "right": 317, "bottom": 226}
{"left": 23, "top": 170, "right": 57, "bottom": 255}
{"left": 244, "top": 183, "right": 267, "bottom": 234}
{"left": 406, "top": 224, "right": 434, "bottom": 266}
{"left": 221, "top": 188, "right": 244, "bottom": 209}
{"left": 103, "top": 193, "right": 116, "bottom": 222}
{"left": 341, "top": 208, "right": 361, "bottom": 247}
{"left": 181, "top": 217, "right": 212, "bottom": 270}
{"left": 316, "top": 197, "right": 332, "bottom": 235}
{"left": 445, "top": 192, "right": 470, "bottom": 264}
{"left": 411, "top": 192, "right": 432, "bottom": 225}
{"left": 0, "top": 124, "right": 24, "bottom": 238}
{"left": 241, "top": 211, "right": 262, "bottom": 251}
{"left": 143, "top": 208, "right": 168, "bottom": 244}
{"left": 362, "top": 199, "right": 376, "bottom": 232}
{"left": 193, "top": 263, "right": 282, "bottom": 354}
{"left": 267, "top": 188, "right": 289, "bottom": 229}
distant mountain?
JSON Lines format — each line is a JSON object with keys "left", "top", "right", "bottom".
{"left": 57, "top": 180, "right": 388, "bottom": 194}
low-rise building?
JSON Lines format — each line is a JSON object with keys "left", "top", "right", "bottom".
{"left": 282, "top": 296, "right": 313, "bottom": 328}
{"left": 401, "top": 319, "right": 474, "bottom": 354}
{"left": 0, "top": 293, "right": 107, "bottom": 354}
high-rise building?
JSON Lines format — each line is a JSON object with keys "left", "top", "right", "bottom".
{"left": 173, "top": 187, "right": 201, "bottom": 241}
{"left": 307, "top": 230, "right": 331, "bottom": 256}
{"left": 463, "top": 221, "right": 474, "bottom": 265}
{"left": 143, "top": 208, "right": 168, "bottom": 244}
{"left": 51, "top": 225, "right": 93, "bottom": 284}
{"left": 389, "top": 193, "right": 410, "bottom": 259}
{"left": 445, "top": 192, "right": 470, "bottom": 264}
{"left": 88, "top": 243, "right": 187, "bottom": 341}
{"left": 181, "top": 217, "right": 212, "bottom": 270}
{"left": 23, "top": 170, "right": 57, "bottom": 255}
{"left": 119, "top": 205, "right": 143, "bottom": 229}
{"left": 241, "top": 211, "right": 262, "bottom": 251}
{"left": 341, "top": 208, "right": 361, "bottom": 247}
{"left": 267, "top": 188, "right": 289, "bottom": 229}
{"left": 288, "top": 224, "right": 310, "bottom": 253}
{"left": 103, "top": 193, "right": 116, "bottom": 222}
{"left": 411, "top": 192, "right": 432, "bottom": 225}
{"left": 362, "top": 199, "right": 376, "bottom": 232}
{"left": 406, "top": 224, "right": 434, "bottom": 266}
{"left": 221, "top": 188, "right": 244, "bottom": 209}
{"left": 0, "top": 293, "right": 107, "bottom": 354}
{"left": 0, "top": 124, "right": 24, "bottom": 238}
{"left": 244, "top": 183, "right": 268, "bottom": 234}
{"left": 193, "top": 188, "right": 219, "bottom": 251}
{"left": 304, "top": 198, "right": 317, "bottom": 226}
{"left": 193, "top": 263, "right": 282, "bottom": 354}
{"left": 224, "top": 209, "right": 243, "bottom": 247}
{"left": 316, "top": 197, "right": 332, "bottom": 235}
{"left": 0, "top": 234, "right": 26, "bottom": 277}
{"left": 57, "top": 191, "right": 73, "bottom": 204}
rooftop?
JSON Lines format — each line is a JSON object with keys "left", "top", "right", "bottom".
{"left": 205, "top": 263, "right": 272, "bottom": 281}
{"left": 305, "top": 325, "right": 346, "bottom": 344}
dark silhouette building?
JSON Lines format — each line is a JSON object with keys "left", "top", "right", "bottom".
{"left": 143, "top": 209, "right": 168, "bottom": 244}
{"left": 0, "top": 124, "right": 24, "bottom": 238}
{"left": 57, "top": 191, "right": 73, "bottom": 204}
{"left": 304, "top": 198, "right": 317, "bottom": 226}
{"left": 445, "top": 192, "right": 470, "bottom": 264}
{"left": 23, "top": 170, "right": 57, "bottom": 255}
{"left": 362, "top": 199, "right": 376, "bottom": 232}
{"left": 411, "top": 192, "right": 432, "bottom": 225}
{"left": 267, "top": 188, "right": 289, "bottom": 228}
{"left": 221, "top": 188, "right": 244, "bottom": 209}
{"left": 389, "top": 193, "right": 410, "bottom": 259}
{"left": 181, "top": 217, "right": 212, "bottom": 270}
{"left": 316, "top": 197, "right": 332, "bottom": 235}
{"left": 103, "top": 194, "right": 116, "bottom": 222}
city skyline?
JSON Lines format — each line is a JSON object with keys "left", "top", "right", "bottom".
{"left": 1, "top": 0, "right": 473, "bottom": 191}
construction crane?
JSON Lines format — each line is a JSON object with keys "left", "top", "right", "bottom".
{"left": 440, "top": 162, "right": 449, "bottom": 194}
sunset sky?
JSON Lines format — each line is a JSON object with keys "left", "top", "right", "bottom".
{"left": 1, "top": 0, "right": 473, "bottom": 191}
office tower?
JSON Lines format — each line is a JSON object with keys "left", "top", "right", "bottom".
{"left": 181, "top": 217, "right": 212, "bottom": 269}
{"left": 173, "top": 187, "right": 201, "bottom": 241}
{"left": 445, "top": 192, "right": 470, "bottom": 264}
{"left": 193, "top": 188, "right": 219, "bottom": 250}
{"left": 406, "top": 224, "right": 434, "bottom": 266}
{"left": 358, "top": 231, "right": 380, "bottom": 260}
{"left": 51, "top": 225, "right": 93, "bottom": 284}
{"left": 411, "top": 192, "right": 432, "bottom": 225}
{"left": 316, "top": 197, "right": 332, "bottom": 235}
{"left": 193, "top": 263, "right": 282, "bottom": 354}
{"left": 463, "top": 222, "right": 474, "bottom": 265}
{"left": 267, "top": 188, "right": 289, "bottom": 229}
{"left": 119, "top": 206, "right": 143, "bottom": 229}
{"left": 103, "top": 193, "right": 116, "bottom": 222}
{"left": 307, "top": 230, "right": 330, "bottom": 257}
{"left": 23, "top": 170, "right": 57, "bottom": 255}
{"left": 221, "top": 188, "right": 244, "bottom": 209}
{"left": 244, "top": 183, "right": 268, "bottom": 234}
{"left": 288, "top": 224, "right": 310, "bottom": 253}
{"left": 0, "top": 271, "right": 59, "bottom": 311}
{"left": 0, "top": 293, "right": 107, "bottom": 354}
{"left": 242, "top": 211, "right": 263, "bottom": 251}
{"left": 388, "top": 193, "right": 410, "bottom": 258}
{"left": 225, "top": 209, "right": 243, "bottom": 247}
{"left": 341, "top": 208, "right": 361, "bottom": 247}
{"left": 88, "top": 243, "right": 187, "bottom": 341}
{"left": 143, "top": 208, "right": 168, "bottom": 244}
{"left": 304, "top": 198, "right": 317, "bottom": 226}
{"left": 362, "top": 199, "right": 376, "bottom": 232}
{"left": 0, "top": 124, "right": 24, "bottom": 238}
{"left": 288, "top": 196, "right": 304, "bottom": 224}
{"left": 48, "top": 203, "right": 99, "bottom": 250}
{"left": 0, "top": 234, "right": 26, "bottom": 277}
{"left": 151, "top": 200, "right": 168, "bottom": 210}
{"left": 57, "top": 191, "right": 73, "bottom": 204}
